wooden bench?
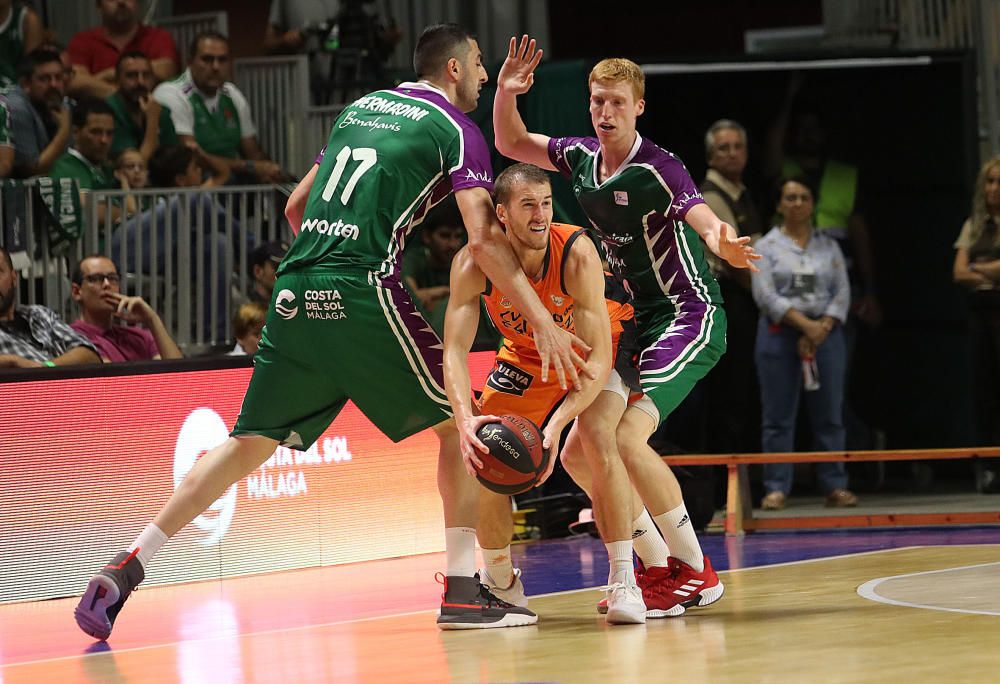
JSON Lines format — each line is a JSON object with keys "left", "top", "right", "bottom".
{"left": 663, "top": 447, "right": 1000, "bottom": 535}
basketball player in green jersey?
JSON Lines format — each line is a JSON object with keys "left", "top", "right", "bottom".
{"left": 493, "top": 37, "right": 760, "bottom": 617}
{"left": 75, "top": 25, "right": 592, "bottom": 640}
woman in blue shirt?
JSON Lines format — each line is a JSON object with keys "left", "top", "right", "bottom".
{"left": 751, "top": 177, "right": 856, "bottom": 510}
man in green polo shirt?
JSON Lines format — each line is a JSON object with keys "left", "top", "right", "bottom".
{"left": 50, "top": 98, "right": 117, "bottom": 224}
{"left": 153, "top": 30, "right": 283, "bottom": 184}
{"left": 106, "top": 50, "right": 177, "bottom": 161}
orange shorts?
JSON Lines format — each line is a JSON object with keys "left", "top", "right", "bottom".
{"left": 477, "top": 333, "right": 636, "bottom": 428}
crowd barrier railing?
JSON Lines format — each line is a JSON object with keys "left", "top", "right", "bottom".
{"left": 157, "top": 11, "right": 229, "bottom": 67}
{"left": 2, "top": 182, "right": 291, "bottom": 353}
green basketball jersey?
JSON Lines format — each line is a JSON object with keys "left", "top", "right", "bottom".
{"left": 282, "top": 82, "right": 494, "bottom": 278}
{"left": 548, "top": 133, "right": 721, "bottom": 319}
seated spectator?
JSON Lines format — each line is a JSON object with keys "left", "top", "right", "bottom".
{"left": 952, "top": 155, "right": 1000, "bottom": 493}
{"left": 751, "top": 177, "right": 857, "bottom": 510}
{"left": 0, "top": 246, "right": 101, "bottom": 368}
{"left": 229, "top": 300, "right": 266, "bottom": 355}
{"left": 0, "top": 0, "right": 43, "bottom": 88}
{"left": 50, "top": 98, "right": 117, "bottom": 224}
{"left": 6, "top": 48, "right": 70, "bottom": 177}
{"left": 147, "top": 142, "right": 229, "bottom": 188}
{"left": 67, "top": 0, "right": 179, "bottom": 99}
{"left": 153, "top": 31, "right": 283, "bottom": 184}
{"left": 113, "top": 147, "right": 151, "bottom": 217}
{"left": 247, "top": 240, "right": 287, "bottom": 305}
{"left": 0, "top": 98, "right": 13, "bottom": 177}
{"left": 70, "top": 254, "right": 182, "bottom": 361}
{"left": 402, "top": 201, "right": 464, "bottom": 314}
{"left": 107, "top": 50, "right": 177, "bottom": 161}
{"left": 113, "top": 144, "right": 251, "bottom": 342}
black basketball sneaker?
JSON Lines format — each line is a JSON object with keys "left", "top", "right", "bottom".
{"left": 74, "top": 550, "right": 145, "bottom": 640}
{"left": 436, "top": 573, "right": 537, "bottom": 629}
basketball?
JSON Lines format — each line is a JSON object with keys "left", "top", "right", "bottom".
{"left": 474, "top": 415, "right": 549, "bottom": 495}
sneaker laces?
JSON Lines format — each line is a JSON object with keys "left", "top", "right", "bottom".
{"left": 477, "top": 582, "right": 515, "bottom": 609}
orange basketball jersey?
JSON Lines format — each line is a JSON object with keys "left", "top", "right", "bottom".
{"left": 481, "top": 223, "right": 632, "bottom": 359}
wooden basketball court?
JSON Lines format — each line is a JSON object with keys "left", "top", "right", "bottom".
{"left": 1, "top": 532, "right": 998, "bottom": 683}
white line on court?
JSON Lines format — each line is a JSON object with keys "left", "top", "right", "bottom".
{"left": 857, "top": 560, "right": 1000, "bottom": 616}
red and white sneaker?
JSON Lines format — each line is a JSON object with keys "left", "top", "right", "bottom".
{"left": 643, "top": 555, "right": 724, "bottom": 618}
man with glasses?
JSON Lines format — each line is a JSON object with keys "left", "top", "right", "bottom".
{"left": 0, "top": 246, "right": 100, "bottom": 369}
{"left": 69, "top": 254, "right": 182, "bottom": 362}
{"left": 107, "top": 50, "right": 177, "bottom": 161}
{"left": 153, "top": 31, "right": 283, "bottom": 184}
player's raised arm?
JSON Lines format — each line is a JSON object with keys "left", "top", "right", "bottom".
{"left": 442, "top": 247, "right": 494, "bottom": 476}
{"left": 455, "top": 186, "right": 593, "bottom": 391}
{"left": 536, "top": 235, "right": 613, "bottom": 483}
{"left": 493, "top": 36, "right": 557, "bottom": 171}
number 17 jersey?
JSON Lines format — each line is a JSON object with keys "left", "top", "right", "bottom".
{"left": 280, "top": 81, "right": 494, "bottom": 277}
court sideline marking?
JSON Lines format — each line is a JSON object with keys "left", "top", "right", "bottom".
{"left": 857, "top": 560, "right": 1000, "bottom": 616}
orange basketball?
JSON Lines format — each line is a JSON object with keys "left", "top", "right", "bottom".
{"left": 474, "top": 414, "right": 549, "bottom": 495}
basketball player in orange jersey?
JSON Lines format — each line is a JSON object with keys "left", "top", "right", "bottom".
{"left": 443, "top": 163, "right": 648, "bottom": 623}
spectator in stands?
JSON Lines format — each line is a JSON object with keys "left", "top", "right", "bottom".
{"left": 67, "top": 0, "right": 179, "bottom": 99}
{"left": 6, "top": 48, "right": 70, "bottom": 177}
{"left": 0, "top": 246, "right": 100, "bottom": 368}
{"left": 70, "top": 254, "right": 182, "bottom": 361}
{"left": 113, "top": 143, "right": 247, "bottom": 342}
{"left": 147, "top": 142, "right": 228, "bottom": 188}
{"left": 699, "top": 118, "right": 762, "bottom": 455}
{"left": 113, "top": 147, "right": 151, "bottom": 218}
{"left": 952, "top": 155, "right": 1000, "bottom": 494}
{"left": 0, "top": 0, "right": 43, "bottom": 88}
{"left": 229, "top": 300, "right": 266, "bottom": 355}
{"left": 247, "top": 240, "right": 287, "bottom": 305}
{"left": 0, "top": 98, "right": 13, "bottom": 177}
{"left": 108, "top": 50, "right": 177, "bottom": 161}
{"left": 50, "top": 98, "right": 118, "bottom": 224}
{"left": 402, "top": 199, "right": 464, "bottom": 315}
{"left": 752, "top": 177, "right": 856, "bottom": 510}
{"left": 153, "top": 31, "right": 283, "bottom": 184}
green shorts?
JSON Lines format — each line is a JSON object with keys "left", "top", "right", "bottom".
{"left": 232, "top": 269, "right": 452, "bottom": 448}
{"left": 631, "top": 302, "right": 727, "bottom": 425}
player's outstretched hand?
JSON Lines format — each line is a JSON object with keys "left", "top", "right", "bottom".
{"left": 536, "top": 421, "right": 562, "bottom": 486}
{"left": 716, "top": 223, "right": 762, "bottom": 272}
{"left": 458, "top": 414, "right": 500, "bottom": 478}
{"left": 532, "top": 320, "right": 593, "bottom": 391}
{"left": 497, "top": 35, "right": 543, "bottom": 96}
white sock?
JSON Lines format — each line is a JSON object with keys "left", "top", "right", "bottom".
{"left": 631, "top": 508, "right": 671, "bottom": 568}
{"left": 606, "top": 540, "right": 635, "bottom": 585}
{"left": 482, "top": 545, "right": 515, "bottom": 588}
{"left": 127, "top": 523, "right": 169, "bottom": 571}
{"left": 654, "top": 504, "right": 704, "bottom": 572}
{"left": 445, "top": 527, "right": 477, "bottom": 577}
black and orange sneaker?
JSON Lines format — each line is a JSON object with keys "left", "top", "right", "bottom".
{"left": 74, "top": 550, "right": 145, "bottom": 640}
{"left": 436, "top": 573, "right": 537, "bottom": 630}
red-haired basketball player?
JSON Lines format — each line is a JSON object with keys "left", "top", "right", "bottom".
{"left": 443, "top": 163, "right": 647, "bottom": 623}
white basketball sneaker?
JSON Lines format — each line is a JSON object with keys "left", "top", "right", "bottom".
{"left": 603, "top": 581, "right": 646, "bottom": 625}
{"left": 479, "top": 567, "right": 529, "bottom": 608}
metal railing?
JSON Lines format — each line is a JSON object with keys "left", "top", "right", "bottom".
{"left": 234, "top": 56, "right": 312, "bottom": 176}
{"left": 156, "top": 11, "right": 229, "bottom": 68}
{"left": 6, "top": 184, "right": 290, "bottom": 353}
